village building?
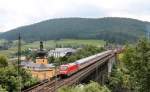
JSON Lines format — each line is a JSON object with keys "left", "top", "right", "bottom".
{"left": 21, "top": 41, "right": 56, "bottom": 80}
{"left": 48, "top": 48, "right": 76, "bottom": 58}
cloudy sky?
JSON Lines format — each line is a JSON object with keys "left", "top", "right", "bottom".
{"left": 0, "top": 0, "right": 150, "bottom": 32}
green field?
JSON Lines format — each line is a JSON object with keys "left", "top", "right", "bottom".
{"left": 0, "top": 39, "right": 105, "bottom": 57}
{"left": 24, "top": 39, "right": 105, "bottom": 48}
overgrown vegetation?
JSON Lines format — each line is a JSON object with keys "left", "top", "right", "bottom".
{"left": 107, "top": 38, "right": 150, "bottom": 92}
{"left": 122, "top": 39, "right": 150, "bottom": 92}
{"left": 0, "top": 55, "right": 38, "bottom": 92}
{"left": 58, "top": 81, "right": 110, "bottom": 92}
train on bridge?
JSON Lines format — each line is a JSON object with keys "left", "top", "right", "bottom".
{"left": 22, "top": 49, "right": 121, "bottom": 92}
{"left": 59, "top": 50, "right": 113, "bottom": 77}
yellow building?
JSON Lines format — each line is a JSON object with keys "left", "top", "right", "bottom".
{"left": 21, "top": 59, "right": 56, "bottom": 80}
{"left": 21, "top": 41, "right": 56, "bottom": 80}
{"left": 30, "top": 64, "right": 56, "bottom": 80}
{"left": 35, "top": 57, "right": 48, "bottom": 64}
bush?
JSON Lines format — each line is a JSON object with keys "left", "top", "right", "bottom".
{"left": 0, "top": 55, "right": 8, "bottom": 67}
{"left": 0, "top": 65, "right": 38, "bottom": 92}
{"left": 0, "top": 85, "right": 7, "bottom": 92}
{"left": 58, "top": 81, "right": 110, "bottom": 92}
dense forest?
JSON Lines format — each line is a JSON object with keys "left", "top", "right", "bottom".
{"left": 0, "top": 17, "right": 149, "bottom": 44}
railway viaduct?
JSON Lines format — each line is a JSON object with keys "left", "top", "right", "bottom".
{"left": 79, "top": 54, "right": 116, "bottom": 85}
{"left": 22, "top": 49, "right": 121, "bottom": 92}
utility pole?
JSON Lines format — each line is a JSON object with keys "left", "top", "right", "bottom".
{"left": 146, "top": 25, "right": 150, "bottom": 40}
{"left": 54, "top": 65, "right": 57, "bottom": 92}
{"left": 147, "top": 29, "right": 150, "bottom": 40}
{"left": 18, "top": 33, "right": 21, "bottom": 66}
{"left": 18, "top": 33, "right": 21, "bottom": 92}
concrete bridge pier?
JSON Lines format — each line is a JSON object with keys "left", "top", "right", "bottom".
{"left": 79, "top": 54, "right": 117, "bottom": 85}
{"left": 108, "top": 56, "right": 116, "bottom": 77}
{"left": 79, "top": 60, "right": 108, "bottom": 84}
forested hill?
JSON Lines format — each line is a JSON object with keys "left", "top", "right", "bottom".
{"left": 0, "top": 17, "right": 149, "bottom": 44}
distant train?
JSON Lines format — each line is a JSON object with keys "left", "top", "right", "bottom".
{"left": 59, "top": 50, "right": 113, "bottom": 77}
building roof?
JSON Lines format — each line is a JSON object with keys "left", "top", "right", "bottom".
{"left": 49, "top": 48, "right": 76, "bottom": 53}
{"left": 21, "top": 61, "right": 55, "bottom": 71}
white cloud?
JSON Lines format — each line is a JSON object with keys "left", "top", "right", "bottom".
{"left": 0, "top": 0, "right": 150, "bottom": 32}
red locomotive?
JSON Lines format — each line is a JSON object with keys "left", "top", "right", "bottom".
{"left": 59, "top": 63, "right": 78, "bottom": 77}
{"left": 59, "top": 50, "right": 112, "bottom": 77}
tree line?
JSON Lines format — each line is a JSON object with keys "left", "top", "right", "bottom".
{"left": 0, "top": 17, "right": 147, "bottom": 44}
{"left": 107, "top": 38, "right": 150, "bottom": 92}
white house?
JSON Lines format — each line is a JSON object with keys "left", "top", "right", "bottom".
{"left": 48, "top": 48, "right": 76, "bottom": 58}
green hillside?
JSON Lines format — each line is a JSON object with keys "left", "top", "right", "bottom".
{"left": 0, "top": 17, "right": 149, "bottom": 44}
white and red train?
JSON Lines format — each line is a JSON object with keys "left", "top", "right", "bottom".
{"left": 59, "top": 50, "right": 113, "bottom": 77}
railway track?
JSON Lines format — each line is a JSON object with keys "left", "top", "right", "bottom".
{"left": 45, "top": 53, "right": 114, "bottom": 92}
{"left": 22, "top": 51, "right": 115, "bottom": 92}
{"left": 22, "top": 79, "right": 55, "bottom": 92}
